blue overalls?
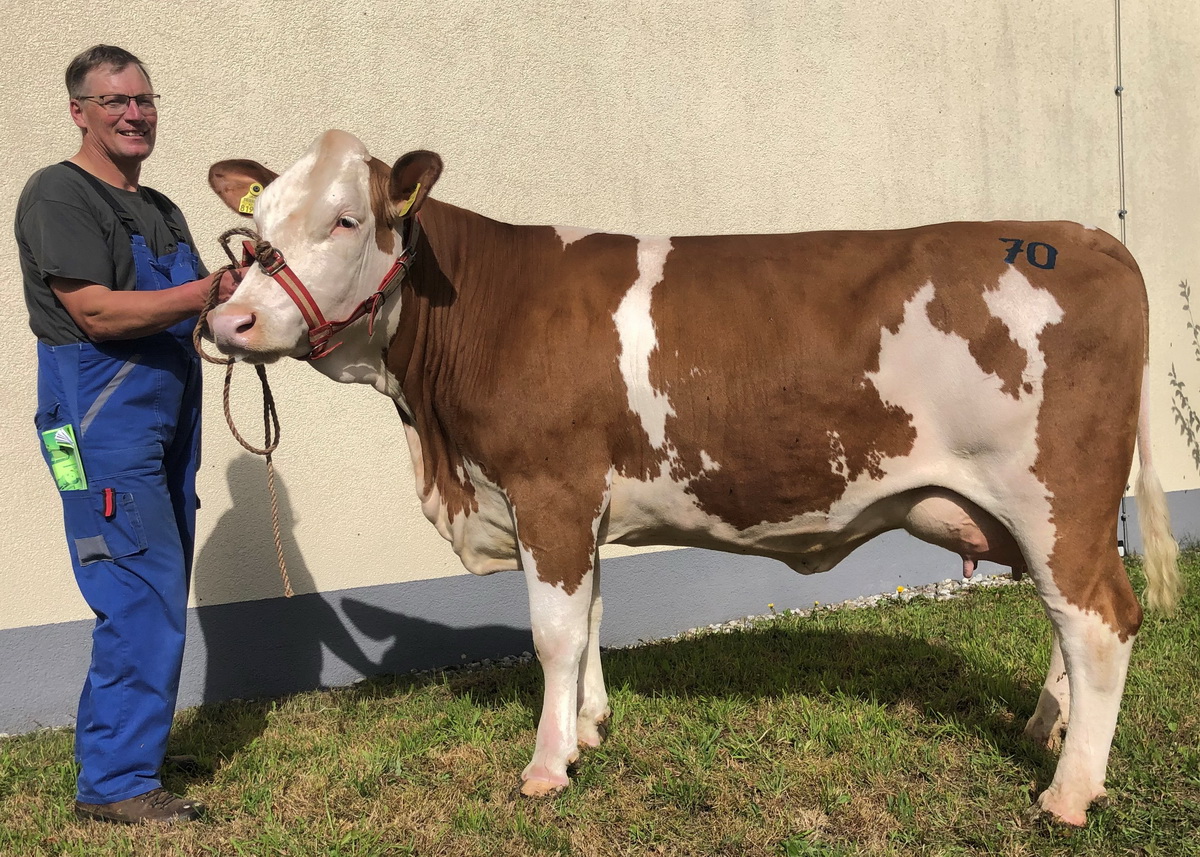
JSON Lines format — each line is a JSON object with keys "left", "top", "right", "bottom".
{"left": 36, "top": 163, "right": 203, "bottom": 804}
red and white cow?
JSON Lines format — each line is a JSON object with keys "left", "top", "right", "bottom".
{"left": 206, "top": 129, "right": 1181, "bottom": 825}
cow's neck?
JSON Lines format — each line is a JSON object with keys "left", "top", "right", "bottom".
{"left": 382, "top": 198, "right": 524, "bottom": 517}
{"left": 385, "top": 198, "right": 518, "bottom": 430}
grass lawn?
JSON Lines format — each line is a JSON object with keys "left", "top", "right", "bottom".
{"left": 1, "top": 552, "right": 1197, "bottom": 856}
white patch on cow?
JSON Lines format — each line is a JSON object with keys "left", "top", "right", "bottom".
{"left": 827, "top": 431, "right": 849, "bottom": 479}
{"left": 378, "top": 364, "right": 406, "bottom": 401}
{"left": 605, "top": 270, "right": 1067, "bottom": 578}
{"left": 608, "top": 460, "right": 709, "bottom": 539}
{"left": 699, "top": 450, "right": 720, "bottom": 472}
{"left": 555, "top": 226, "right": 595, "bottom": 248}
{"left": 1081, "top": 223, "right": 1099, "bottom": 231}
{"left": 401, "top": 425, "right": 519, "bottom": 575}
{"left": 613, "top": 237, "right": 675, "bottom": 451}
{"left": 402, "top": 424, "right": 450, "bottom": 542}
{"left": 862, "top": 274, "right": 1063, "bottom": 570}
{"left": 983, "top": 266, "right": 1064, "bottom": 376}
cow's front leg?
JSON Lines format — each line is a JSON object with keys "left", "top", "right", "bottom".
{"left": 517, "top": 539, "right": 597, "bottom": 796}
{"left": 576, "top": 553, "right": 610, "bottom": 749}
{"left": 510, "top": 472, "right": 612, "bottom": 796}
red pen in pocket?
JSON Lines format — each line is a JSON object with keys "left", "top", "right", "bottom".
{"left": 103, "top": 487, "right": 115, "bottom": 520}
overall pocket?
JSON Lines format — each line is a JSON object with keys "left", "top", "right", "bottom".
{"left": 62, "top": 487, "right": 148, "bottom": 565}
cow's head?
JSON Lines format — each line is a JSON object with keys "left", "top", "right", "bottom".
{"left": 207, "top": 129, "right": 442, "bottom": 362}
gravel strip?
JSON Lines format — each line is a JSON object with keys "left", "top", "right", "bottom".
{"left": 649, "top": 569, "right": 1033, "bottom": 644}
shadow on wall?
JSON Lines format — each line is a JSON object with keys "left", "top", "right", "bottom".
{"left": 190, "top": 454, "right": 533, "bottom": 705}
{"left": 337, "top": 597, "right": 532, "bottom": 677}
{"left": 192, "top": 454, "right": 377, "bottom": 703}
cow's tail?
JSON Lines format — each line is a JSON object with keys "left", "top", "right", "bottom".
{"left": 1135, "top": 362, "right": 1184, "bottom": 614}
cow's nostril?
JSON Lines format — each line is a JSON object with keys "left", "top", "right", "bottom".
{"left": 235, "top": 314, "right": 256, "bottom": 334}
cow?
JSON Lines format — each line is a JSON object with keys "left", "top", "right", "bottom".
{"left": 205, "top": 129, "right": 1182, "bottom": 826}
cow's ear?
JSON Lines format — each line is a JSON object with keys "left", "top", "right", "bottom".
{"left": 208, "top": 159, "right": 278, "bottom": 217}
{"left": 389, "top": 151, "right": 442, "bottom": 220}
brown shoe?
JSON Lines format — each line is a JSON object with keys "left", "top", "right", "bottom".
{"left": 74, "top": 787, "right": 205, "bottom": 824}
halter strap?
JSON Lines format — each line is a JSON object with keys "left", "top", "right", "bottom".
{"left": 237, "top": 217, "right": 420, "bottom": 360}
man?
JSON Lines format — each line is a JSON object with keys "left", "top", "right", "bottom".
{"left": 14, "top": 45, "right": 242, "bottom": 824}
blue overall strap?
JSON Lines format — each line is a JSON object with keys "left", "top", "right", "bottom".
{"left": 58, "top": 161, "right": 202, "bottom": 345}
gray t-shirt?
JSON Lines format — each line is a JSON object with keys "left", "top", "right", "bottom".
{"left": 14, "top": 162, "right": 208, "bottom": 346}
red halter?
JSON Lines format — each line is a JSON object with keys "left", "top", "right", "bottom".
{"left": 240, "top": 219, "right": 419, "bottom": 360}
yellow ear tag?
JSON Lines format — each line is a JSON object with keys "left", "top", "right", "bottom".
{"left": 397, "top": 182, "right": 421, "bottom": 217}
{"left": 238, "top": 182, "right": 264, "bottom": 215}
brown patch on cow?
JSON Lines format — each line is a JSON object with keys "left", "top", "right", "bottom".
{"left": 1028, "top": 223, "right": 1147, "bottom": 639}
{"left": 385, "top": 210, "right": 476, "bottom": 528}
{"left": 386, "top": 200, "right": 641, "bottom": 594}
{"left": 366, "top": 157, "right": 396, "bottom": 254}
{"left": 925, "top": 287, "right": 1028, "bottom": 398}
{"left": 637, "top": 229, "right": 938, "bottom": 527}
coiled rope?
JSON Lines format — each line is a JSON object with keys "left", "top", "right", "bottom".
{"left": 192, "top": 226, "right": 293, "bottom": 597}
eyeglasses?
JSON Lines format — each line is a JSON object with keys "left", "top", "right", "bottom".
{"left": 75, "top": 93, "right": 160, "bottom": 116}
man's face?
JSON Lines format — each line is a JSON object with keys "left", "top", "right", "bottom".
{"left": 70, "top": 63, "right": 157, "bottom": 163}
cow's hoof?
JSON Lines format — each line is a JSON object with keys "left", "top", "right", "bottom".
{"left": 520, "top": 760, "right": 570, "bottom": 798}
{"left": 1023, "top": 802, "right": 1084, "bottom": 829}
{"left": 519, "top": 777, "right": 568, "bottom": 798}
{"left": 577, "top": 717, "right": 609, "bottom": 749}
{"left": 1029, "top": 786, "right": 1104, "bottom": 828}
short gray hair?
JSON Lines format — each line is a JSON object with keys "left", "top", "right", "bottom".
{"left": 65, "top": 45, "right": 151, "bottom": 98}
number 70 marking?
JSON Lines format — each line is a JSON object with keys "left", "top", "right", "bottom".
{"left": 1000, "top": 238, "right": 1057, "bottom": 270}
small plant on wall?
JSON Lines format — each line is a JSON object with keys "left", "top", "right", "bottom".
{"left": 1169, "top": 280, "right": 1200, "bottom": 470}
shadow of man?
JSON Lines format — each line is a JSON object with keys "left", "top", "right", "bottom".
{"left": 176, "top": 454, "right": 377, "bottom": 763}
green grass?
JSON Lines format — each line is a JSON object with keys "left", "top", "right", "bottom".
{"left": 2, "top": 553, "right": 1198, "bottom": 856}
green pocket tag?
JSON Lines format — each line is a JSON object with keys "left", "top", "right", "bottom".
{"left": 42, "top": 424, "right": 87, "bottom": 491}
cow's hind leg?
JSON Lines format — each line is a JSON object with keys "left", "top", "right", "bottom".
{"left": 1023, "top": 629, "right": 1069, "bottom": 751}
{"left": 1025, "top": 545, "right": 1140, "bottom": 826}
{"left": 576, "top": 553, "right": 611, "bottom": 749}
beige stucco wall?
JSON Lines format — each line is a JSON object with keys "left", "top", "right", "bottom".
{"left": 1, "top": 1, "right": 1196, "bottom": 632}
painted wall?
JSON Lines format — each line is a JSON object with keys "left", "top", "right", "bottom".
{"left": 1, "top": 1, "right": 1197, "bottom": 730}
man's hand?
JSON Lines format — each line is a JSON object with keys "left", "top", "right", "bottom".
{"left": 212, "top": 265, "right": 249, "bottom": 304}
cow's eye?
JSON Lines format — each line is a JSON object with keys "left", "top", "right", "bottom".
{"left": 336, "top": 216, "right": 359, "bottom": 230}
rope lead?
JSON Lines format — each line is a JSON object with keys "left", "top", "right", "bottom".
{"left": 193, "top": 226, "right": 294, "bottom": 598}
